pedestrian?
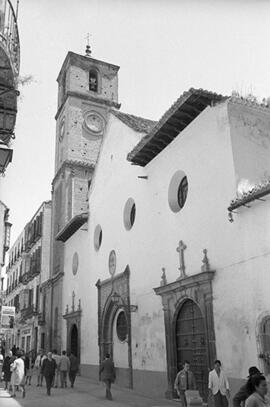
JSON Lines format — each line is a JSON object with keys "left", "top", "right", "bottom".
{"left": 34, "top": 349, "right": 46, "bottom": 386}
{"left": 209, "top": 360, "right": 230, "bottom": 407}
{"left": 0, "top": 350, "right": 3, "bottom": 381}
{"left": 2, "top": 350, "right": 13, "bottom": 390}
{"left": 233, "top": 367, "right": 262, "bottom": 407}
{"left": 69, "top": 352, "right": 79, "bottom": 388}
{"left": 245, "top": 375, "right": 270, "bottom": 407}
{"left": 41, "top": 352, "right": 56, "bottom": 396}
{"left": 59, "top": 350, "right": 70, "bottom": 388}
{"left": 10, "top": 350, "right": 26, "bottom": 398}
{"left": 52, "top": 349, "right": 60, "bottom": 388}
{"left": 99, "top": 353, "right": 116, "bottom": 400}
{"left": 11, "top": 345, "right": 16, "bottom": 356}
{"left": 24, "top": 352, "right": 33, "bottom": 385}
{"left": 174, "top": 360, "right": 196, "bottom": 406}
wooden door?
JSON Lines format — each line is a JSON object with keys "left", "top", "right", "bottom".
{"left": 176, "top": 300, "right": 208, "bottom": 400}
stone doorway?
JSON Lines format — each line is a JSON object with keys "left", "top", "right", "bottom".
{"left": 63, "top": 304, "right": 81, "bottom": 362}
{"left": 175, "top": 299, "right": 208, "bottom": 400}
{"left": 154, "top": 269, "right": 216, "bottom": 400}
{"left": 70, "top": 324, "right": 79, "bottom": 357}
{"left": 96, "top": 266, "right": 133, "bottom": 388}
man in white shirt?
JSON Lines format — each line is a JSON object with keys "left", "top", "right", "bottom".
{"left": 209, "top": 360, "right": 230, "bottom": 407}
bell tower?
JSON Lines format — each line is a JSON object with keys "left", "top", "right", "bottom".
{"left": 48, "top": 46, "right": 120, "bottom": 350}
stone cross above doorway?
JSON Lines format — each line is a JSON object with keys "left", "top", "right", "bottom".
{"left": 176, "top": 240, "right": 187, "bottom": 279}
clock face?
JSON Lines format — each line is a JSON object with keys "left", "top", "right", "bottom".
{"left": 84, "top": 113, "right": 104, "bottom": 135}
{"left": 59, "top": 119, "right": 65, "bottom": 142}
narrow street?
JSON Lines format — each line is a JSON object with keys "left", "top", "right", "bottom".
{"left": 0, "top": 375, "right": 177, "bottom": 407}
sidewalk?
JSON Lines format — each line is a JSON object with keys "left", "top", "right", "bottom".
{"left": 0, "top": 375, "right": 179, "bottom": 407}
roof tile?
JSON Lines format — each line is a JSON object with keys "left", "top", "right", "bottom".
{"left": 110, "top": 109, "right": 157, "bottom": 134}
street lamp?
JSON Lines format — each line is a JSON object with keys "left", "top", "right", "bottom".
{"left": 0, "top": 144, "right": 13, "bottom": 173}
{"left": 110, "top": 291, "right": 138, "bottom": 312}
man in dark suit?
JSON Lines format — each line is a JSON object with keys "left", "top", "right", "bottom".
{"left": 99, "top": 353, "right": 116, "bottom": 400}
{"left": 41, "top": 352, "right": 56, "bottom": 396}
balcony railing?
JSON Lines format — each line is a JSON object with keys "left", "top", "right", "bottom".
{"left": 21, "top": 304, "right": 38, "bottom": 320}
{"left": 0, "top": 1, "right": 20, "bottom": 76}
{"left": 37, "top": 312, "right": 46, "bottom": 326}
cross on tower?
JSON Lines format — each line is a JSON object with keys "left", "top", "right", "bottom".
{"left": 85, "top": 33, "right": 92, "bottom": 57}
{"left": 176, "top": 240, "right": 187, "bottom": 278}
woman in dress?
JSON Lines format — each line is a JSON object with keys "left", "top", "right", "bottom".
{"left": 2, "top": 350, "right": 13, "bottom": 390}
{"left": 10, "top": 350, "right": 26, "bottom": 398}
{"left": 245, "top": 375, "right": 270, "bottom": 407}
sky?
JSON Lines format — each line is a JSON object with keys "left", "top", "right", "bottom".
{"left": 1, "top": 0, "right": 270, "bottom": 245}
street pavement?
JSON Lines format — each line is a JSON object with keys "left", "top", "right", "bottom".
{"left": 0, "top": 374, "right": 178, "bottom": 407}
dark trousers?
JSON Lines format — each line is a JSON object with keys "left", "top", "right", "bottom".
{"left": 179, "top": 390, "right": 187, "bottom": 407}
{"left": 214, "top": 391, "right": 229, "bottom": 407}
{"left": 45, "top": 375, "right": 54, "bottom": 395}
{"left": 104, "top": 379, "right": 112, "bottom": 400}
{"left": 69, "top": 370, "right": 77, "bottom": 387}
{"left": 60, "top": 371, "right": 67, "bottom": 387}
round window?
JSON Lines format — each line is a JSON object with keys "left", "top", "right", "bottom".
{"left": 116, "top": 311, "right": 128, "bottom": 342}
{"left": 108, "top": 250, "right": 116, "bottom": 277}
{"left": 72, "top": 252, "right": 79, "bottom": 276}
{"left": 94, "top": 224, "right": 102, "bottom": 251}
{"left": 123, "top": 198, "right": 136, "bottom": 230}
{"left": 168, "top": 171, "right": 188, "bottom": 213}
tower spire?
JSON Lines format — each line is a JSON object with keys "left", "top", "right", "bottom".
{"left": 85, "top": 33, "right": 92, "bottom": 57}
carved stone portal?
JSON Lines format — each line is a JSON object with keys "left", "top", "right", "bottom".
{"left": 63, "top": 305, "right": 82, "bottom": 362}
{"left": 154, "top": 269, "right": 216, "bottom": 400}
{"left": 96, "top": 266, "right": 133, "bottom": 388}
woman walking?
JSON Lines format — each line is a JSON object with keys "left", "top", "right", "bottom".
{"left": 10, "top": 350, "right": 26, "bottom": 398}
{"left": 2, "top": 350, "right": 13, "bottom": 390}
{"left": 245, "top": 375, "right": 270, "bottom": 407}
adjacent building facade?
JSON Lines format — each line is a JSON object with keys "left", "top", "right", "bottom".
{"left": 0, "top": 200, "right": 11, "bottom": 311}
{"left": 5, "top": 201, "right": 51, "bottom": 354}
{"left": 0, "top": 0, "right": 20, "bottom": 173}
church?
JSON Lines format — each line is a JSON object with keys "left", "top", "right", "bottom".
{"left": 47, "top": 46, "right": 270, "bottom": 399}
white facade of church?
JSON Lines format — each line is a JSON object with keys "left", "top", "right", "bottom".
{"left": 50, "top": 50, "right": 270, "bottom": 399}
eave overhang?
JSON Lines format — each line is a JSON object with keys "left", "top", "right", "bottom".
{"left": 127, "top": 88, "right": 227, "bottom": 167}
{"left": 228, "top": 179, "right": 270, "bottom": 221}
{"left": 56, "top": 212, "right": 88, "bottom": 242}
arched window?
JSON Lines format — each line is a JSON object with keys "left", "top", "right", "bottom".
{"left": 89, "top": 70, "right": 98, "bottom": 92}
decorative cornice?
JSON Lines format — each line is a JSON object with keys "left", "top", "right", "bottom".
{"left": 63, "top": 309, "right": 82, "bottom": 320}
{"left": 154, "top": 270, "right": 215, "bottom": 297}
{"left": 55, "top": 90, "right": 121, "bottom": 120}
{"left": 52, "top": 160, "right": 94, "bottom": 185}
{"left": 96, "top": 266, "right": 130, "bottom": 289}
